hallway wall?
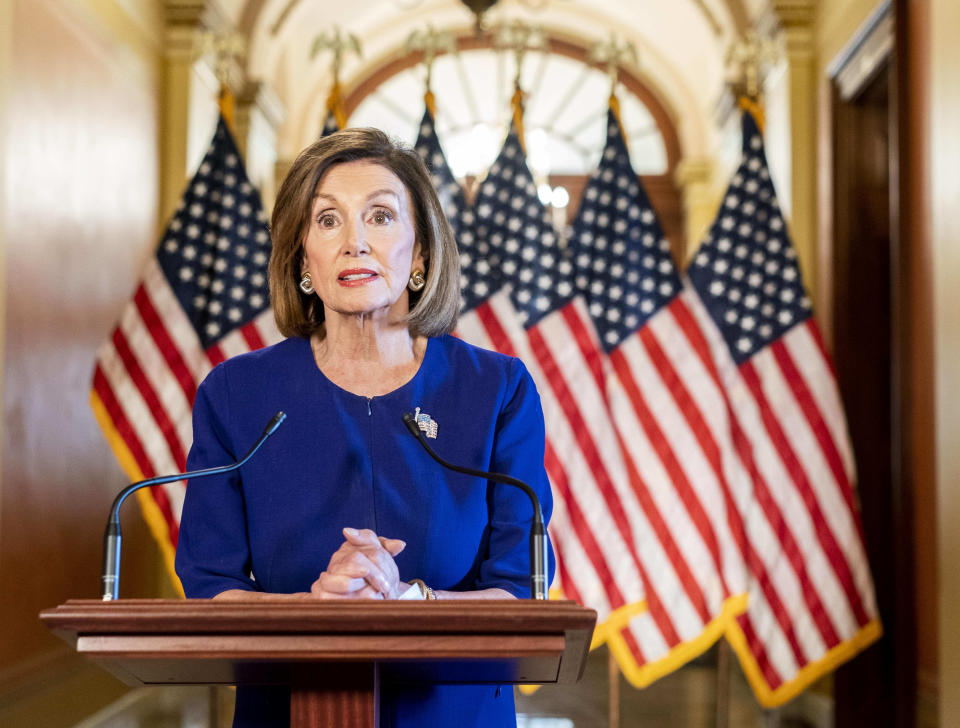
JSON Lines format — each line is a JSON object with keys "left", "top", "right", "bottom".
{"left": 929, "top": 0, "right": 960, "bottom": 722}
{"left": 0, "top": 0, "right": 169, "bottom": 724}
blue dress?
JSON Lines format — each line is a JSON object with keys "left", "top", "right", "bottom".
{"left": 175, "top": 334, "right": 555, "bottom": 727}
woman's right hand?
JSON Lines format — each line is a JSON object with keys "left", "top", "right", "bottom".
{"left": 310, "top": 527, "right": 406, "bottom": 599}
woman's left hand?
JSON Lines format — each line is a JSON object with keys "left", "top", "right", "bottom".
{"left": 311, "top": 527, "right": 406, "bottom": 599}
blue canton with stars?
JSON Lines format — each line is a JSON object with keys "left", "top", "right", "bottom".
{"left": 570, "top": 109, "right": 682, "bottom": 353}
{"left": 463, "top": 124, "right": 572, "bottom": 327}
{"left": 414, "top": 107, "right": 469, "bottom": 242}
{"left": 156, "top": 118, "right": 272, "bottom": 349}
{"left": 687, "top": 112, "right": 812, "bottom": 365}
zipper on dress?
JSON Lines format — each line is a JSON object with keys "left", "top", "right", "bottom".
{"left": 366, "top": 397, "right": 372, "bottom": 416}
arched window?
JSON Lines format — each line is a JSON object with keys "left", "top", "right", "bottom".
{"left": 342, "top": 35, "right": 687, "bottom": 255}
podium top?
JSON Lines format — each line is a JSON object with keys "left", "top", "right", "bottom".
{"left": 40, "top": 599, "right": 597, "bottom": 688}
{"left": 41, "top": 598, "right": 595, "bottom": 636}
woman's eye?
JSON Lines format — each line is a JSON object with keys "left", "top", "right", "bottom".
{"left": 371, "top": 209, "right": 393, "bottom": 225}
{"left": 317, "top": 214, "right": 336, "bottom": 228}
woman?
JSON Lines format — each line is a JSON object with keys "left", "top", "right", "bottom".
{"left": 174, "top": 128, "right": 554, "bottom": 727}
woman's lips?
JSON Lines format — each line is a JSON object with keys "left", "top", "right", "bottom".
{"left": 337, "top": 269, "right": 379, "bottom": 287}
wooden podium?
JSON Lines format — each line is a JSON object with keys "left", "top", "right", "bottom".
{"left": 40, "top": 599, "right": 596, "bottom": 727}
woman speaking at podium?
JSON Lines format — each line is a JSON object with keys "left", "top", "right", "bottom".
{"left": 175, "top": 128, "right": 554, "bottom": 727}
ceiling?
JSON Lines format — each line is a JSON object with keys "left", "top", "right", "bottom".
{"left": 217, "top": 0, "right": 771, "bottom": 162}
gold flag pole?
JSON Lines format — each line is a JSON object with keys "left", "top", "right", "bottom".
{"left": 608, "top": 644, "right": 621, "bottom": 728}
{"left": 310, "top": 27, "right": 362, "bottom": 129}
{"left": 493, "top": 20, "right": 545, "bottom": 152}
{"left": 726, "top": 31, "right": 779, "bottom": 133}
{"left": 195, "top": 31, "right": 246, "bottom": 133}
{"left": 404, "top": 25, "right": 457, "bottom": 115}
{"left": 589, "top": 33, "right": 639, "bottom": 141}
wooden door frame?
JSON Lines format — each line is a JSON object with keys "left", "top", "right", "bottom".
{"left": 819, "top": 2, "right": 931, "bottom": 724}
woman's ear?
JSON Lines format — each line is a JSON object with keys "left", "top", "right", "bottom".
{"left": 412, "top": 240, "right": 426, "bottom": 273}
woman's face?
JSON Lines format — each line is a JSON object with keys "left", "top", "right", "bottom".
{"left": 302, "top": 160, "right": 423, "bottom": 323}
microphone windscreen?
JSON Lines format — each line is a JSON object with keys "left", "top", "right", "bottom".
{"left": 401, "top": 412, "right": 422, "bottom": 438}
{"left": 263, "top": 411, "right": 286, "bottom": 436}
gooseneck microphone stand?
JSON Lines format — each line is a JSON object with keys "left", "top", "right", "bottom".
{"left": 100, "top": 411, "right": 286, "bottom": 600}
{"left": 401, "top": 412, "right": 549, "bottom": 600}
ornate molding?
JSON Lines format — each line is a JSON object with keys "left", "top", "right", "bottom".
{"left": 163, "top": 0, "right": 229, "bottom": 31}
{"left": 772, "top": 0, "right": 815, "bottom": 59}
{"left": 771, "top": 0, "right": 816, "bottom": 29}
{"left": 163, "top": 0, "right": 231, "bottom": 58}
{"left": 162, "top": 1, "right": 248, "bottom": 97}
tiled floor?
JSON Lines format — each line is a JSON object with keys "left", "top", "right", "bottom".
{"left": 515, "top": 644, "right": 833, "bottom": 728}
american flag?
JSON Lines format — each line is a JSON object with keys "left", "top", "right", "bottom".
{"left": 454, "top": 123, "right": 654, "bottom": 664}
{"left": 569, "top": 107, "right": 750, "bottom": 686}
{"left": 414, "top": 105, "right": 469, "bottom": 241}
{"left": 686, "top": 110, "right": 880, "bottom": 704}
{"left": 90, "top": 117, "right": 282, "bottom": 580}
{"left": 321, "top": 111, "right": 339, "bottom": 137}
{"left": 321, "top": 82, "right": 346, "bottom": 138}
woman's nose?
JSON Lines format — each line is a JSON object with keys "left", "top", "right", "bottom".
{"left": 343, "top": 218, "right": 370, "bottom": 255}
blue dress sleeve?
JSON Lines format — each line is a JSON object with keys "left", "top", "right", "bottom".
{"left": 475, "top": 358, "right": 556, "bottom": 598}
{"left": 175, "top": 365, "right": 260, "bottom": 598}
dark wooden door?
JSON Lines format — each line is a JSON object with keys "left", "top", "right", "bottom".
{"left": 830, "top": 16, "right": 916, "bottom": 727}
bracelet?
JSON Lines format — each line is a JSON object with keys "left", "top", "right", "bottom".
{"left": 410, "top": 578, "right": 437, "bottom": 600}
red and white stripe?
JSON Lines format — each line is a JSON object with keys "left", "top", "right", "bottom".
{"left": 609, "top": 313, "right": 743, "bottom": 585}
{"left": 685, "top": 283, "right": 878, "bottom": 691}
{"left": 457, "top": 292, "right": 646, "bottom": 624}
{"left": 590, "top": 286, "right": 759, "bottom": 671}
{"left": 458, "top": 289, "right": 749, "bottom": 671}
{"left": 93, "top": 258, "right": 280, "bottom": 547}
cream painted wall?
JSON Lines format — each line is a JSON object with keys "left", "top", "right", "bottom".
{"left": 930, "top": 0, "right": 960, "bottom": 722}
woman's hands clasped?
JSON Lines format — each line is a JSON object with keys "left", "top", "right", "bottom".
{"left": 211, "top": 525, "right": 511, "bottom": 602}
{"left": 310, "top": 527, "right": 407, "bottom": 600}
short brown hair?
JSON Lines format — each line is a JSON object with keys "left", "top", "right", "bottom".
{"left": 269, "top": 128, "right": 461, "bottom": 339}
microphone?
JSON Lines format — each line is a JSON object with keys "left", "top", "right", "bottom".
{"left": 401, "top": 412, "right": 549, "bottom": 600}
{"left": 101, "top": 411, "right": 286, "bottom": 600}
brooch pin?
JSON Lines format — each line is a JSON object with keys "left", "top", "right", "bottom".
{"left": 413, "top": 407, "right": 438, "bottom": 439}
